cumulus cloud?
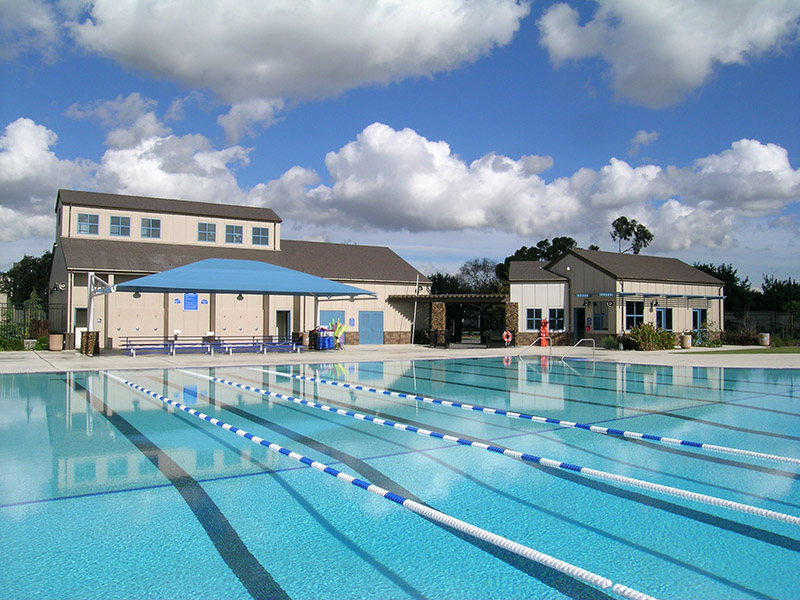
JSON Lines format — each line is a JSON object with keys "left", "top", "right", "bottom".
{"left": 538, "top": 0, "right": 800, "bottom": 107}
{"left": 629, "top": 130, "right": 659, "bottom": 156}
{"left": 65, "top": 0, "right": 530, "bottom": 104}
{"left": 217, "top": 99, "right": 285, "bottom": 144}
{"left": 67, "top": 93, "right": 171, "bottom": 149}
{"left": 0, "top": 0, "right": 59, "bottom": 62}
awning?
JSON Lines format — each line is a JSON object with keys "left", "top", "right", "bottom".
{"left": 113, "top": 258, "right": 375, "bottom": 298}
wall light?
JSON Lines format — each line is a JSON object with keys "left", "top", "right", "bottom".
{"left": 582, "top": 299, "right": 590, "bottom": 307}
{"left": 133, "top": 291, "right": 141, "bottom": 298}
{"left": 236, "top": 293, "right": 244, "bottom": 301}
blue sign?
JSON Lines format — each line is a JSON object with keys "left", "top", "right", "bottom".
{"left": 174, "top": 298, "right": 181, "bottom": 304}
{"left": 201, "top": 298, "right": 209, "bottom": 305}
{"left": 184, "top": 292, "right": 198, "bottom": 311}
{"left": 349, "top": 318, "right": 355, "bottom": 326}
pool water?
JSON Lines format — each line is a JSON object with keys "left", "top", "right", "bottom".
{"left": 1, "top": 357, "right": 799, "bottom": 599}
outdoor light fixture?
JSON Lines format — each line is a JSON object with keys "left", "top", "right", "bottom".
{"left": 236, "top": 293, "right": 244, "bottom": 301}
{"left": 650, "top": 300, "right": 659, "bottom": 308}
{"left": 133, "top": 291, "right": 141, "bottom": 298}
{"left": 582, "top": 299, "right": 591, "bottom": 306}
{"left": 607, "top": 300, "right": 614, "bottom": 307}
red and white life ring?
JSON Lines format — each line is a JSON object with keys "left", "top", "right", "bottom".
{"left": 502, "top": 330, "right": 513, "bottom": 344}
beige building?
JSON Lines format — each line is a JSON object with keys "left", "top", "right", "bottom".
{"left": 509, "top": 248, "right": 724, "bottom": 345}
{"left": 48, "top": 190, "right": 430, "bottom": 349}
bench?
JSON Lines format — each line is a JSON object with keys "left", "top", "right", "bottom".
{"left": 219, "top": 335, "right": 301, "bottom": 354}
{"left": 122, "top": 335, "right": 223, "bottom": 357}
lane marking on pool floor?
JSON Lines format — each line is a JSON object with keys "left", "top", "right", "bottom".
{"left": 256, "top": 368, "right": 800, "bottom": 467}
{"left": 186, "top": 370, "right": 800, "bottom": 528}
{"left": 106, "top": 372, "right": 657, "bottom": 600}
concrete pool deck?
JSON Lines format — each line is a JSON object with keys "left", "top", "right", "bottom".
{"left": 1, "top": 343, "right": 798, "bottom": 373}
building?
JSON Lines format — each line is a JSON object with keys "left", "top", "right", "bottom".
{"left": 48, "top": 190, "right": 430, "bottom": 349}
{"left": 509, "top": 248, "right": 724, "bottom": 345}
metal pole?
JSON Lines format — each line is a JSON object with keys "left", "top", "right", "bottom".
{"left": 411, "top": 274, "right": 419, "bottom": 344}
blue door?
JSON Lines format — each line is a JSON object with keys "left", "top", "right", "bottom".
{"left": 358, "top": 311, "right": 384, "bottom": 345}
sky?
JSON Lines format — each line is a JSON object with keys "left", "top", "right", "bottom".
{"left": 2, "top": 0, "right": 800, "bottom": 288}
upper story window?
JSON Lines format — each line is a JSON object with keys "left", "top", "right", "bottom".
{"left": 141, "top": 218, "right": 161, "bottom": 239}
{"left": 110, "top": 216, "right": 130, "bottom": 237}
{"left": 225, "top": 224, "right": 243, "bottom": 244}
{"left": 198, "top": 222, "right": 216, "bottom": 242}
{"left": 77, "top": 213, "right": 99, "bottom": 235}
{"left": 252, "top": 226, "right": 270, "bottom": 246}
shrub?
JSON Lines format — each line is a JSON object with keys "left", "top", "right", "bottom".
{"left": 722, "top": 327, "right": 758, "bottom": 346}
{"left": 628, "top": 323, "right": 676, "bottom": 351}
{"left": 601, "top": 335, "right": 619, "bottom": 350}
{"left": 694, "top": 321, "right": 723, "bottom": 347}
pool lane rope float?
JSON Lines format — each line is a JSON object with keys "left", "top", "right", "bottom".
{"left": 257, "top": 368, "right": 800, "bottom": 467}
{"left": 185, "top": 370, "right": 800, "bottom": 528}
{"left": 104, "top": 372, "right": 656, "bottom": 600}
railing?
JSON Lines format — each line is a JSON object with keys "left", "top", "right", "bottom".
{"left": 561, "top": 338, "right": 596, "bottom": 361}
{"left": 518, "top": 336, "right": 552, "bottom": 359}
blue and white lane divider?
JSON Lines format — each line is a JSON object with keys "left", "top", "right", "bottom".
{"left": 104, "top": 372, "right": 655, "bottom": 600}
{"left": 257, "top": 368, "right": 800, "bottom": 467}
{"left": 186, "top": 370, "right": 800, "bottom": 528}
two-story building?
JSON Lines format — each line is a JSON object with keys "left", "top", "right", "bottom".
{"left": 48, "top": 190, "right": 430, "bottom": 349}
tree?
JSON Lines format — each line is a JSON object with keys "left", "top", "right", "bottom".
{"left": 610, "top": 216, "right": 653, "bottom": 254}
{"left": 458, "top": 257, "right": 500, "bottom": 294}
{"left": 760, "top": 275, "right": 800, "bottom": 312}
{"left": 693, "top": 263, "right": 758, "bottom": 318}
{"left": 1, "top": 251, "right": 52, "bottom": 304}
{"left": 495, "top": 237, "right": 577, "bottom": 281}
{"left": 428, "top": 272, "right": 467, "bottom": 294}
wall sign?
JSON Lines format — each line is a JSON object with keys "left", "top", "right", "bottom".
{"left": 184, "top": 292, "right": 198, "bottom": 311}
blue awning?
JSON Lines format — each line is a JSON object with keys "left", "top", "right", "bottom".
{"left": 114, "top": 259, "right": 375, "bottom": 298}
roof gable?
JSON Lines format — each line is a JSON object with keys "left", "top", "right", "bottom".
{"left": 508, "top": 261, "right": 567, "bottom": 282}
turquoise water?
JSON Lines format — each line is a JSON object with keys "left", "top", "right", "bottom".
{"left": 1, "top": 357, "right": 799, "bottom": 599}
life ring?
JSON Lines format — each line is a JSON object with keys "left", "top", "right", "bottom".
{"left": 502, "top": 330, "right": 513, "bottom": 344}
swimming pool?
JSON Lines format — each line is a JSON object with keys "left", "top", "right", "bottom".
{"left": 1, "top": 357, "right": 799, "bottom": 599}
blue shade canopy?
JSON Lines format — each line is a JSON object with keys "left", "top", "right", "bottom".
{"left": 114, "top": 259, "right": 375, "bottom": 297}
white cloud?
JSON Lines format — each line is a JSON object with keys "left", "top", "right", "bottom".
{"left": 217, "top": 99, "right": 285, "bottom": 144}
{"left": 0, "top": 0, "right": 59, "bottom": 62}
{"left": 538, "top": 0, "right": 800, "bottom": 107}
{"left": 67, "top": 93, "right": 171, "bottom": 149}
{"left": 629, "top": 130, "right": 659, "bottom": 156}
{"left": 65, "top": 0, "right": 530, "bottom": 103}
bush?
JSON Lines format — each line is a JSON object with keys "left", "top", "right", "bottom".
{"left": 694, "top": 321, "right": 723, "bottom": 347}
{"left": 722, "top": 327, "right": 758, "bottom": 345}
{"left": 0, "top": 337, "right": 24, "bottom": 351}
{"left": 601, "top": 335, "right": 619, "bottom": 350}
{"left": 628, "top": 323, "right": 676, "bottom": 351}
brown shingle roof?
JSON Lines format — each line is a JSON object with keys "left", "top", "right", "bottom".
{"left": 560, "top": 248, "right": 723, "bottom": 285}
{"left": 57, "top": 189, "right": 281, "bottom": 223}
{"left": 508, "top": 261, "right": 567, "bottom": 282}
{"left": 59, "top": 238, "right": 428, "bottom": 284}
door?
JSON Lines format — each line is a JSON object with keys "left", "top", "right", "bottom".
{"left": 358, "top": 311, "right": 384, "bottom": 345}
{"left": 319, "top": 310, "right": 345, "bottom": 330}
{"left": 276, "top": 310, "right": 290, "bottom": 337}
{"left": 573, "top": 307, "right": 585, "bottom": 344}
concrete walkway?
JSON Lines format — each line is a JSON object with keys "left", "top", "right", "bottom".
{"left": 1, "top": 343, "right": 798, "bottom": 374}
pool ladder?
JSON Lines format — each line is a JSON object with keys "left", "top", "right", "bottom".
{"left": 518, "top": 337, "right": 595, "bottom": 361}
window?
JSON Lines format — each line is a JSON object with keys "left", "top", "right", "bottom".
{"left": 625, "top": 301, "right": 644, "bottom": 330}
{"left": 110, "top": 215, "right": 130, "bottom": 237}
{"left": 225, "top": 224, "right": 243, "bottom": 244}
{"left": 198, "top": 222, "right": 216, "bottom": 242}
{"left": 548, "top": 308, "right": 565, "bottom": 331}
{"left": 526, "top": 308, "right": 542, "bottom": 330}
{"left": 252, "top": 226, "right": 270, "bottom": 246}
{"left": 141, "top": 218, "right": 161, "bottom": 239}
{"left": 77, "top": 213, "right": 99, "bottom": 235}
{"left": 656, "top": 307, "right": 673, "bottom": 331}
{"left": 692, "top": 308, "right": 708, "bottom": 330}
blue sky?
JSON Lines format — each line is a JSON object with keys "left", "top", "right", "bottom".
{"left": 2, "top": 0, "right": 800, "bottom": 288}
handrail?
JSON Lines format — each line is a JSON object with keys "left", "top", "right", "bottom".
{"left": 561, "top": 338, "right": 596, "bottom": 360}
{"left": 518, "top": 336, "right": 552, "bottom": 358}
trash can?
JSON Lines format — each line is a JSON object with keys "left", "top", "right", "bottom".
{"left": 680, "top": 333, "right": 692, "bottom": 349}
{"left": 49, "top": 333, "right": 63, "bottom": 351}
{"left": 759, "top": 333, "right": 770, "bottom": 347}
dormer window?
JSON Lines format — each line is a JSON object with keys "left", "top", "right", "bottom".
{"left": 225, "top": 224, "right": 243, "bottom": 244}
{"left": 141, "top": 218, "right": 161, "bottom": 239}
